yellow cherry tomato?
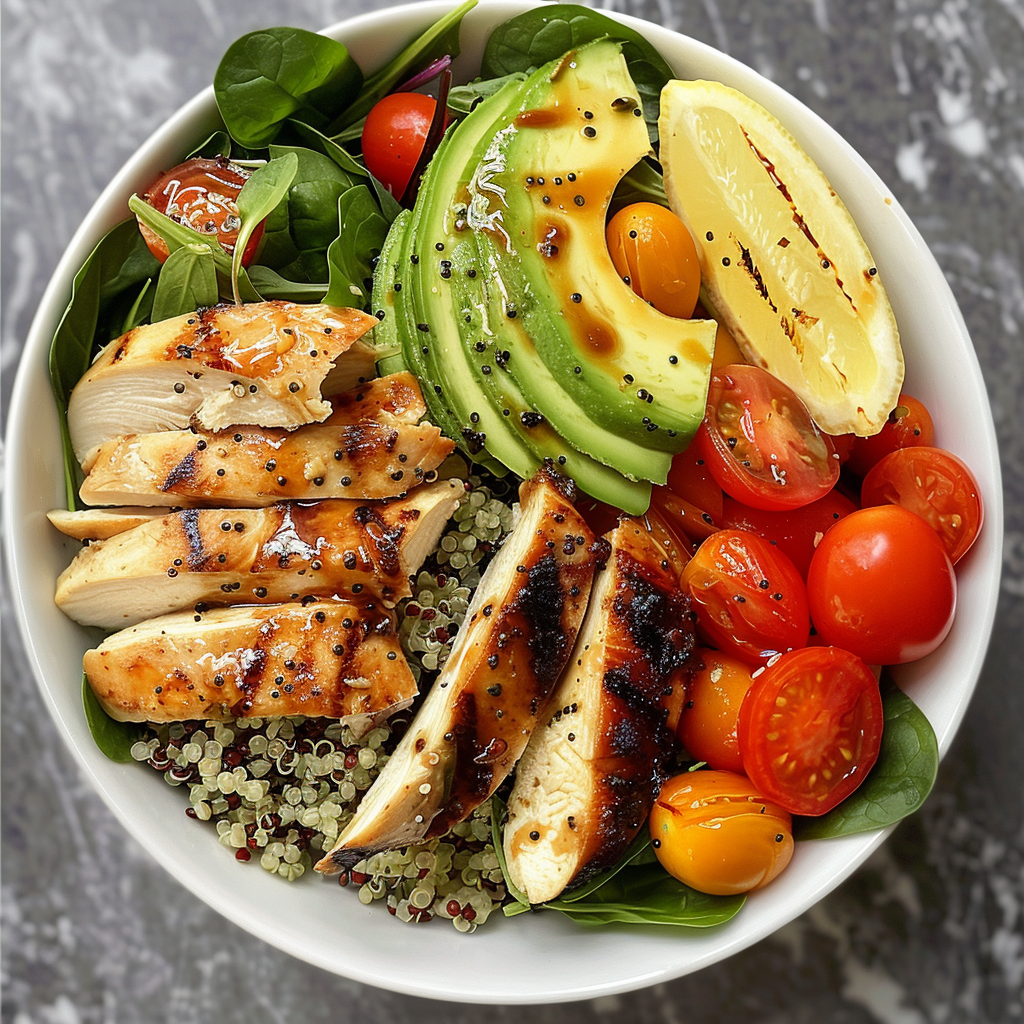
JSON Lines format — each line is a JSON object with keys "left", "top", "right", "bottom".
{"left": 678, "top": 648, "right": 755, "bottom": 774}
{"left": 650, "top": 770, "right": 794, "bottom": 895}
{"left": 606, "top": 202, "right": 700, "bottom": 318}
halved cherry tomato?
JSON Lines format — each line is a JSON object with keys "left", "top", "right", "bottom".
{"left": 667, "top": 444, "right": 724, "bottom": 522}
{"left": 847, "top": 394, "right": 935, "bottom": 478}
{"left": 698, "top": 364, "right": 839, "bottom": 511}
{"left": 650, "top": 485, "right": 718, "bottom": 549}
{"left": 721, "top": 489, "right": 858, "bottom": 579}
{"left": 680, "top": 529, "right": 809, "bottom": 664}
{"left": 861, "top": 446, "right": 983, "bottom": 564}
{"left": 807, "top": 505, "right": 956, "bottom": 665}
{"left": 138, "top": 157, "right": 261, "bottom": 264}
{"left": 361, "top": 92, "right": 437, "bottom": 198}
{"left": 678, "top": 649, "right": 755, "bottom": 773}
{"left": 738, "top": 646, "right": 883, "bottom": 816}
{"left": 606, "top": 203, "right": 701, "bottom": 319}
{"left": 650, "top": 770, "right": 794, "bottom": 895}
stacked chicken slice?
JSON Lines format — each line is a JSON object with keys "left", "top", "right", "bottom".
{"left": 54, "top": 301, "right": 458, "bottom": 735}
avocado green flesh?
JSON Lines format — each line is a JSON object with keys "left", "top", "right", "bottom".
{"left": 471, "top": 228, "right": 671, "bottom": 485}
{"left": 493, "top": 41, "right": 717, "bottom": 451}
{"left": 407, "top": 73, "right": 652, "bottom": 512}
{"left": 371, "top": 209, "right": 412, "bottom": 377}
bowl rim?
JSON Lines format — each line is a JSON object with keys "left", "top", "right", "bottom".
{"left": 3, "top": 0, "right": 1004, "bottom": 1004}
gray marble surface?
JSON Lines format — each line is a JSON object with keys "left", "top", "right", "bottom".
{"left": 2, "top": 0, "right": 1022, "bottom": 1020}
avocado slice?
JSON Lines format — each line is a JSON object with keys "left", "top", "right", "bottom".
{"left": 486, "top": 41, "right": 717, "bottom": 451}
{"left": 403, "top": 74, "right": 652, "bottom": 512}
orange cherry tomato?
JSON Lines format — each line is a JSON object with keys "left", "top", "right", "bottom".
{"left": 606, "top": 203, "right": 701, "bottom": 318}
{"left": 807, "top": 505, "right": 956, "bottom": 665}
{"left": 860, "top": 446, "right": 983, "bottom": 564}
{"left": 678, "top": 649, "right": 755, "bottom": 773}
{"left": 847, "top": 394, "right": 935, "bottom": 478}
{"left": 680, "top": 528, "right": 809, "bottom": 664}
{"left": 650, "top": 770, "right": 794, "bottom": 895}
{"left": 138, "top": 157, "right": 262, "bottom": 264}
{"left": 738, "top": 646, "right": 883, "bottom": 816}
{"left": 361, "top": 92, "right": 437, "bottom": 198}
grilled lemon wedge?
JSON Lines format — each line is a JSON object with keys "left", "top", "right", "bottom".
{"left": 659, "top": 80, "right": 903, "bottom": 436}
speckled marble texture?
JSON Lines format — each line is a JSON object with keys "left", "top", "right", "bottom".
{"left": 2, "top": 0, "right": 1022, "bottom": 1020}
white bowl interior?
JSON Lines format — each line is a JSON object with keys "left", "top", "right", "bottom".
{"left": 4, "top": 0, "right": 1003, "bottom": 1004}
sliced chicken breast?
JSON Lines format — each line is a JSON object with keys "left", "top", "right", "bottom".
{"left": 84, "top": 599, "right": 415, "bottom": 736}
{"left": 47, "top": 507, "right": 169, "bottom": 540}
{"left": 55, "top": 480, "right": 462, "bottom": 629}
{"left": 68, "top": 301, "right": 377, "bottom": 465}
{"left": 315, "top": 468, "right": 597, "bottom": 875}
{"left": 502, "top": 517, "right": 698, "bottom": 905}
{"left": 325, "top": 372, "right": 427, "bottom": 426}
{"left": 79, "top": 421, "right": 454, "bottom": 507}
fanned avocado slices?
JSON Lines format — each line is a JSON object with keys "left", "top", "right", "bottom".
{"left": 374, "top": 41, "right": 719, "bottom": 513}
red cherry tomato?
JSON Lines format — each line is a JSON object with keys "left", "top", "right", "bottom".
{"left": 861, "top": 446, "right": 983, "bottom": 564}
{"left": 361, "top": 92, "right": 437, "bottom": 198}
{"left": 138, "top": 157, "right": 262, "bottom": 265}
{"left": 847, "top": 394, "right": 935, "bottom": 478}
{"left": 680, "top": 529, "right": 809, "bottom": 664}
{"left": 606, "top": 203, "right": 701, "bottom": 319}
{"left": 678, "top": 649, "right": 755, "bottom": 773}
{"left": 738, "top": 646, "right": 883, "bottom": 816}
{"left": 698, "top": 364, "right": 839, "bottom": 512}
{"left": 667, "top": 444, "right": 724, "bottom": 522}
{"left": 721, "top": 489, "right": 858, "bottom": 579}
{"left": 807, "top": 505, "right": 956, "bottom": 665}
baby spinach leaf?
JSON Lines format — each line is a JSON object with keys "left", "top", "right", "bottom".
{"left": 447, "top": 72, "right": 529, "bottom": 115}
{"left": 480, "top": 4, "right": 674, "bottom": 141}
{"left": 370, "top": 174, "right": 403, "bottom": 224}
{"left": 48, "top": 218, "right": 160, "bottom": 508}
{"left": 231, "top": 152, "right": 299, "bottom": 304}
{"left": 795, "top": 676, "right": 939, "bottom": 840}
{"left": 329, "top": 0, "right": 477, "bottom": 133}
{"left": 543, "top": 864, "right": 745, "bottom": 928}
{"left": 117, "top": 278, "right": 155, "bottom": 336}
{"left": 128, "top": 195, "right": 262, "bottom": 304}
{"left": 152, "top": 244, "right": 219, "bottom": 322}
{"left": 186, "top": 130, "right": 232, "bottom": 159}
{"left": 612, "top": 157, "right": 668, "bottom": 211}
{"left": 83, "top": 673, "right": 144, "bottom": 763}
{"left": 259, "top": 146, "right": 357, "bottom": 282}
{"left": 286, "top": 120, "right": 369, "bottom": 180}
{"left": 246, "top": 265, "right": 327, "bottom": 302}
{"left": 489, "top": 795, "right": 531, "bottom": 907}
{"left": 324, "top": 184, "right": 391, "bottom": 308}
{"left": 556, "top": 830, "right": 655, "bottom": 903}
{"left": 214, "top": 27, "right": 363, "bottom": 149}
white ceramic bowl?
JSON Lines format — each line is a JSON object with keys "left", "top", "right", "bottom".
{"left": 4, "top": 0, "right": 1003, "bottom": 1004}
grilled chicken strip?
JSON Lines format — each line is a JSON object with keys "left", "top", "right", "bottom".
{"left": 55, "top": 480, "right": 462, "bottom": 629}
{"left": 68, "top": 301, "right": 377, "bottom": 466}
{"left": 84, "top": 599, "right": 415, "bottom": 736}
{"left": 316, "top": 469, "right": 597, "bottom": 874}
{"left": 325, "top": 372, "right": 427, "bottom": 426}
{"left": 502, "top": 517, "right": 697, "bottom": 905}
{"left": 47, "top": 507, "right": 168, "bottom": 540}
{"left": 79, "top": 421, "right": 454, "bottom": 507}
